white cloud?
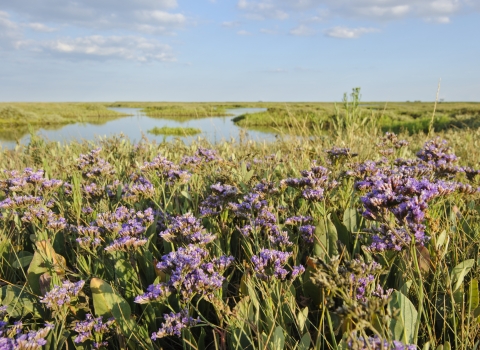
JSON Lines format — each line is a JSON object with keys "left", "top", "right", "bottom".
{"left": 237, "top": 0, "right": 289, "bottom": 20}
{"left": 260, "top": 28, "right": 278, "bottom": 34}
{"left": 290, "top": 24, "right": 315, "bottom": 36}
{"left": 42, "top": 35, "right": 175, "bottom": 62}
{"left": 237, "top": 30, "right": 252, "bottom": 35}
{"left": 236, "top": 0, "right": 470, "bottom": 22}
{"left": 2, "top": 0, "right": 185, "bottom": 33}
{"left": 222, "top": 21, "right": 241, "bottom": 27}
{"left": 27, "top": 23, "right": 57, "bottom": 32}
{"left": 0, "top": 11, "right": 22, "bottom": 48}
{"left": 325, "top": 26, "right": 379, "bottom": 39}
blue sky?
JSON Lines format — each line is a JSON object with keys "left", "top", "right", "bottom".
{"left": 0, "top": 0, "right": 479, "bottom": 102}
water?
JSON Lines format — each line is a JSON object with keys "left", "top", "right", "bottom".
{"left": 0, "top": 108, "right": 277, "bottom": 149}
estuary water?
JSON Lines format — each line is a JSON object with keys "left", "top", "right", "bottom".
{"left": 0, "top": 107, "right": 276, "bottom": 149}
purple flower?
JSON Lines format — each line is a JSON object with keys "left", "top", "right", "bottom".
{"left": 40, "top": 280, "right": 85, "bottom": 309}
{"left": 159, "top": 212, "right": 216, "bottom": 245}
{"left": 74, "top": 314, "right": 115, "bottom": 344}
{"left": 151, "top": 309, "right": 201, "bottom": 339}
{"left": 251, "top": 249, "right": 293, "bottom": 281}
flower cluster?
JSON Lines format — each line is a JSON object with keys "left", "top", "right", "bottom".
{"left": 251, "top": 249, "right": 304, "bottom": 281}
{"left": 376, "top": 132, "right": 409, "bottom": 156}
{"left": 348, "top": 334, "right": 416, "bottom": 350}
{"left": 0, "top": 168, "right": 64, "bottom": 196}
{"left": 21, "top": 205, "right": 67, "bottom": 231}
{"left": 77, "top": 148, "right": 116, "bottom": 178}
{"left": 325, "top": 147, "right": 357, "bottom": 164}
{"left": 92, "top": 206, "right": 154, "bottom": 252}
{"left": 0, "top": 323, "right": 54, "bottom": 350}
{"left": 140, "top": 154, "right": 191, "bottom": 184}
{"left": 74, "top": 314, "right": 115, "bottom": 344}
{"left": 159, "top": 212, "right": 216, "bottom": 245}
{"left": 358, "top": 173, "right": 460, "bottom": 250}
{"left": 281, "top": 162, "right": 337, "bottom": 201}
{"left": 151, "top": 309, "right": 201, "bottom": 340}
{"left": 180, "top": 147, "right": 221, "bottom": 166}
{"left": 122, "top": 175, "right": 155, "bottom": 201}
{"left": 200, "top": 183, "right": 238, "bottom": 217}
{"left": 136, "top": 244, "right": 233, "bottom": 303}
{"left": 40, "top": 280, "right": 85, "bottom": 310}
{"left": 416, "top": 138, "right": 462, "bottom": 178}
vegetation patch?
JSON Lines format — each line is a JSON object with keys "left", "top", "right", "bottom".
{"left": 147, "top": 126, "right": 201, "bottom": 136}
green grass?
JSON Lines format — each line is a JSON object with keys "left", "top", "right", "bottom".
{"left": 147, "top": 126, "right": 202, "bottom": 136}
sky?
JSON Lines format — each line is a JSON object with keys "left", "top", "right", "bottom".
{"left": 0, "top": 0, "right": 479, "bottom": 102}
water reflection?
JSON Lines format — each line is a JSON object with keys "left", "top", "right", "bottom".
{"left": 0, "top": 108, "right": 277, "bottom": 149}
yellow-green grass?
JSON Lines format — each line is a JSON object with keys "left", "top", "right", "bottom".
{"left": 147, "top": 126, "right": 201, "bottom": 136}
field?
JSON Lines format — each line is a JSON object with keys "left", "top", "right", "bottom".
{"left": 1, "top": 97, "right": 480, "bottom": 349}
{"left": 147, "top": 126, "right": 202, "bottom": 136}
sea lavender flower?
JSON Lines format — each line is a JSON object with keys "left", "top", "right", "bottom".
{"left": 416, "top": 138, "right": 462, "bottom": 178}
{"left": 74, "top": 314, "right": 115, "bottom": 344}
{"left": 144, "top": 244, "right": 233, "bottom": 301}
{"left": 135, "top": 283, "right": 173, "bottom": 304}
{"left": 281, "top": 161, "right": 335, "bottom": 202}
{"left": 251, "top": 249, "right": 293, "bottom": 281}
{"left": 0, "top": 323, "right": 54, "bottom": 350}
{"left": 123, "top": 175, "right": 155, "bottom": 200}
{"left": 348, "top": 333, "right": 416, "bottom": 350}
{"left": 82, "top": 182, "right": 104, "bottom": 198}
{"left": 104, "top": 236, "right": 148, "bottom": 253}
{"left": 40, "top": 280, "right": 85, "bottom": 309}
{"left": 284, "top": 215, "right": 313, "bottom": 225}
{"left": 325, "top": 147, "right": 357, "bottom": 164}
{"left": 228, "top": 192, "right": 268, "bottom": 218}
{"left": 299, "top": 225, "right": 316, "bottom": 244}
{"left": 0, "top": 196, "right": 43, "bottom": 209}
{"left": 140, "top": 154, "right": 191, "bottom": 184}
{"left": 199, "top": 183, "right": 238, "bottom": 217}
{"left": 159, "top": 212, "right": 216, "bottom": 245}
{"left": 77, "top": 148, "right": 116, "bottom": 178}
{"left": 151, "top": 309, "right": 201, "bottom": 340}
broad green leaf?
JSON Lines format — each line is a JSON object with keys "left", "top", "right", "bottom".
{"left": 0, "top": 285, "right": 43, "bottom": 318}
{"left": 388, "top": 291, "right": 418, "bottom": 344}
{"left": 11, "top": 251, "right": 33, "bottom": 269}
{"left": 331, "top": 212, "right": 351, "bottom": 252}
{"left": 297, "top": 333, "right": 311, "bottom": 350}
{"left": 343, "top": 207, "right": 358, "bottom": 233}
{"left": 450, "top": 259, "right": 475, "bottom": 292}
{"left": 297, "top": 307, "right": 309, "bottom": 333}
{"left": 91, "top": 278, "right": 152, "bottom": 349}
{"left": 27, "top": 240, "right": 65, "bottom": 295}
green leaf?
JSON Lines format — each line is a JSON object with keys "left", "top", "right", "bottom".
{"left": 298, "top": 333, "right": 311, "bottom": 350}
{"left": 331, "top": 212, "right": 351, "bottom": 252}
{"left": 11, "top": 251, "right": 33, "bottom": 269}
{"left": 388, "top": 291, "right": 418, "bottom": 344}
{"left": 91, "top": 278, "right": 152, "bottom": 349}
{"left": 0, "top": 284, "right": 43, "bottom": 318}
{"left": 313, "top": 214, "right": 338, "bottom": 259}
{"left": 450, "top": 259, "right": 475, "bottom": 292}
{"left": 297, "top": 307, "right": 309, "bottom": 334}
{"left": 272, "top": 326, "right": 285, "bottom": 350}
{"left": 469, "top": 279, "right": 479, "bottom": 312}
{"left": 343, "top": 207, "right": 358, "bottom": 233}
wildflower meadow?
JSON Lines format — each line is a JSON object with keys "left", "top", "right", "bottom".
{"left": 1, "top": 123, "right": 480, "bottom": 349}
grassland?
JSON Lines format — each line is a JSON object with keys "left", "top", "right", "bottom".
{"left": 147, "top": 126, "right": 201, "bottom": 136}
{"left": 232, "top": 101, "right": 480, "bottom": 134}
{"left": 1, "top": 101, "right": 480, "bottom": 349}
{"left": 0, "top": 103, "right": 127, "bottom": 141}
